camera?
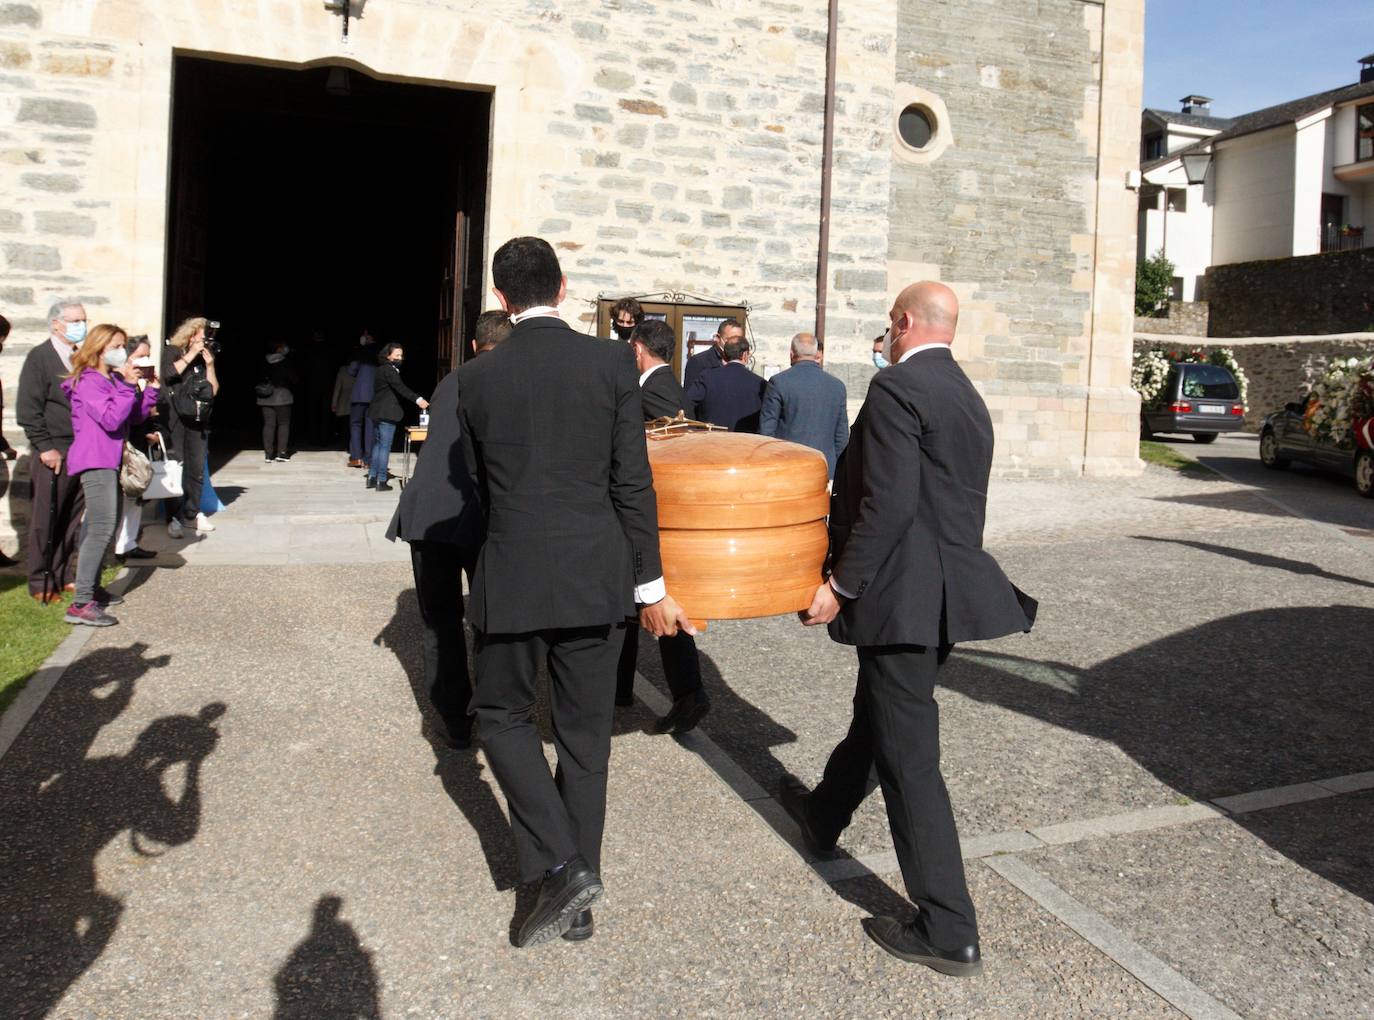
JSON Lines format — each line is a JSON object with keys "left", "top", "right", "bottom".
{"left": 205, "top": 319, "right": 222, "bottom": 355}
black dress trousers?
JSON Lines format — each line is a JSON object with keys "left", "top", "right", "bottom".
{"left": 24, "top": 454, "right": 85, "bottom": 595}
{"left": 615, "top": 622, "right": 703, "bottom": 704}
{"left": 408, "top": 540, "right": 474, "bottom": 738}
{"left": 471, "top": 625, "right": 621, "bottom": 884}
{"left": 808, "top": 643, "right": 977, "bottom": 949}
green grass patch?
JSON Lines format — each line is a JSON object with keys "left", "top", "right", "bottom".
{"left": 0, "top": 566, "right": 121, "bottom": 718}
{"left": 1140, "top": 440, "right": 1218, "bottom": 479}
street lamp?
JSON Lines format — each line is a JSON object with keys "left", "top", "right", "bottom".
{"left": 1181, "top": 151, "right": 1212, "bottom": 186}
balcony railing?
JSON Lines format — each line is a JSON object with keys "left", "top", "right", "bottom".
{"left": 1322, "top": 225, "right": 1366, "bottom": 252}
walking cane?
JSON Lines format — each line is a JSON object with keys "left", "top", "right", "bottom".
{"left": 40, "top": 461, "right": 60, "bottom": 603}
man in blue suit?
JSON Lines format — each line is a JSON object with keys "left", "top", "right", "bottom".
{"left": 684, "top": 334, "right": 765, "bottom": 432}
{"left": 758, "top": 332, "right": 849, "bottom": 478}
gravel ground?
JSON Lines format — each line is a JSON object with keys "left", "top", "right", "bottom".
{"left": 0, "top": 456, "right": 1370, "bottom": 1018}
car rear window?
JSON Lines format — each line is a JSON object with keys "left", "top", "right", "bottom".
{"left": 1180, "top": 364, "right": 1240, "bottom": 399}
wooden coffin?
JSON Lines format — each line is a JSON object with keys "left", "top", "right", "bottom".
{"left": 646, "top": 430, "right": 829, "bottom": 625}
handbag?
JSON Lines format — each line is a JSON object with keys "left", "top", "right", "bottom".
{"left": 143, "top": 445, "right": 184, "bottom": 501}
{"left": 255, "top": 380, "right": 275, "bottom": 399}
{"left": 119, "top": 441, "right": 154, "bottom": 497}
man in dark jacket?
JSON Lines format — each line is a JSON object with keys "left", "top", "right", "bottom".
{"left": 16, "top": 299, "right": 88, "bottom": 601}
{"left": 785, "top": 282, "right": 1036, "bottom": 978}
{"left": 459, "top": 237, "right": 693, "bottom": 948}
{"left": 345, "top": 333, "right": 377, "bottom": 469}
{"left": 615, "top": 319, "right": 711, "bottom": 733}
{"left": 759, "top": 332, "right": 849, "bottom": 479}
{"left": 681, "top": 316, "right": 742, "bottom": 393}
{"left": 365, "top": 343, "right": 427, "bottom": 492}
{"left": 385, "top": 311, "right": 510, "bottom": 749}
{"left": 684, "top": 333, "right": 765, "bottom": 432}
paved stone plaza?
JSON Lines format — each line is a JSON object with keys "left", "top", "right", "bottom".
{"left": 1, "top": 446, "right": 1370, "bottom": 1018}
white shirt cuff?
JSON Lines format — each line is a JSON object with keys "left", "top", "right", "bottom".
{"left": 415, "top": 397, "right": 424, "bottom": 406}
{"left": 828, "top": 577, "right": 856, "bottom": 600}
{"left": 634, "top": 576, "right": 666, "bottom": 605}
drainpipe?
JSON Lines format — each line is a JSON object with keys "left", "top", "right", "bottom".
{"left": 814, "top": 0, "right": 839, "bottom": 342}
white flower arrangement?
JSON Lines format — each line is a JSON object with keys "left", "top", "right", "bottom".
{"left": 1304, "top": 355, "right": 1374, "bottom": 449}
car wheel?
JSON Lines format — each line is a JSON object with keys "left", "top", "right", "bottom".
{"left": 1191, "top": 433, "right": 1219, "bottom": 444}
{"left": 1259, "top": 429, "right": 1290, "bottom": 469}
{"left": 1356, "top": 449, "right": 1374, "bottom": 499}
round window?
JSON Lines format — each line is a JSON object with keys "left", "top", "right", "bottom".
{"left": 898, "top": 104, "right": 935, "bottom": 150}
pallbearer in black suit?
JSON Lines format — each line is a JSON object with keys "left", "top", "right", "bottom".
{"left": 459, "top": 238, "right": 694, "bottom": 948}
{"left": 681, "top": 316, "right": 742, "bottom": 393}
{"left": 614, "top": 319, "right": 711, "bottom": 733}
{"left": 385, "top": 311, "right": 511, "bottom": 749}
{"left": 786, "top": 282, "right": 1036, "bottom": 977}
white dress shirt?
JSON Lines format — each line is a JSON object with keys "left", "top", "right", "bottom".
{"left": 509, "top": 305, "right": 561, "bottom": 324}
{"left": 638, "top": 363, "right": 668, "bottom": 388}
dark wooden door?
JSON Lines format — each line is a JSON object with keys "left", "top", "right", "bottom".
{"left": 164, "top": 62, "right": 211, "bottom": 336}
{"left": 436, "top": 209, "right": 464, "bottom": 378}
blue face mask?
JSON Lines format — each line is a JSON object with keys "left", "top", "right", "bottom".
{"left": 872, "top": 351, "right": 889, "bottom": 370}
{"left": 64, "top": 320, "right": 87, "bottom": 345}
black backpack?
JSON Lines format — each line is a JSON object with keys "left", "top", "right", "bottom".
{"left": 174, "top": 370, "right": 215, "bottom": 424}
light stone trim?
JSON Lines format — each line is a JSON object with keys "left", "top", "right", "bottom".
{"left": 890, "top": 83, "right": 952, "bottom": 165}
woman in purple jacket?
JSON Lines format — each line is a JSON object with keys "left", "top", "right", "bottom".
{"left": 61, "top": 323, "right": 160, "bottom": 626}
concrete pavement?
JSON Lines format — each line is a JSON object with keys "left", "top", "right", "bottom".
{"left": 1, "top": 446, "right": 1371, "bottom": 1018}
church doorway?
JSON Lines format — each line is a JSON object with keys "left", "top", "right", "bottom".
{"left": 163, "top": 56, "right": 490, "bottom": 449}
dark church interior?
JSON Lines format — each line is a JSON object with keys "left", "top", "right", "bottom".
{"left": 164, "top": 57, "right": 490, "bottom": 446}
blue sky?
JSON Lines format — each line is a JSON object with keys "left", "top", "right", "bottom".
{"left": 1144, "top": 0, "right": 1374, "bottom": 116}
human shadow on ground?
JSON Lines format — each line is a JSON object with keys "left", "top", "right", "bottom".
{"left": 943, "top": 605, "right": 1374, "bottom": 904}
{"left": 272, "top": 895, "right": 381, "bottom": 1020}
{"left": 0, "top": 643, "right": 224, "bottom": 1020}
{"left": 1134, "top": 535, "right": 1374, "bottom": 590}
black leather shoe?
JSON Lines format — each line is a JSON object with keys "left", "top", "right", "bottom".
{"left": 653, "top": 689, "right": 710, "bottom": 735}
{"left": 861, "top": 917, "right": 982, "bottom": 977}
{"left": 561, "top": 909, "right": 594, "bottom": 942}
{"left": 365, "top": 476, "right": 377, "bottom": 489}
{"left": 116, "top": 547, "right": 156, "bottom": 562}
{"left": 516, "top": 856, "right": 603, "bottom": 948}
{"left": 376, "top": 481, "right": 394, "bottom": 492}
{"left": 777, "top": 775, "right": 838, "bottom": 856}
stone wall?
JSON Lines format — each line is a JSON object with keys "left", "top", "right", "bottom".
{"left": 888, "top": 0, "right": 1145, "bottom": 477}
{"left": 1204, "top": 249, "right": 1374, "bottom": 338}
{"left": 1134, "top": 332, "right": 1374, "bottom": 431}
{"left": 1134, "top": 299, "right": 1209, "bottom": 336}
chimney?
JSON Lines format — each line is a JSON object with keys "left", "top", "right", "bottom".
{"left": 1360, "top": 53, "right": 1374, "bottom": 84}
{"left": 1180, "top": 95, "right": 1213, "bottom": 115}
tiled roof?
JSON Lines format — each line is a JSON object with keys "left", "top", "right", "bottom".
{"left": 1143, "top": 108, "right": 1234, "bottom": 131}
{"left": 1191, "top": 79, "right": 1374, "bottom": 149}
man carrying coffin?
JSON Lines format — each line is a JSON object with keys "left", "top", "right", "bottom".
{"left": 788, "top": 281, "right": 1037, "bottom": 977}
{"left": 459, "top": 237, "right": 694, "bottom": 947}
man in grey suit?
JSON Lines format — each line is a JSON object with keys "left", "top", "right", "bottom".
{"left": 784, "top": 281, "right": 1036, "bottom": 978}
{"left": 758, "top": 332, "right": 849, "bottom": 478}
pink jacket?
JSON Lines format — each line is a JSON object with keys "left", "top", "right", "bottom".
{"left": 61, "top": 370, "right": 160, "bottom": 476}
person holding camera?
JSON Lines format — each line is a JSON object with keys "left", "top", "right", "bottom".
{"left": 62, "top": 323, "right": 160, "bottom": 626}
{"left": 112, "top": 336, "right": 162, "bottom": 562}
{"left": 256, "top": 341, "right": 298, "bottom": 463}
{"left": 161, "top": 317, "right": 220, "bottom": 538}
{"left": 365, "top": 343, "right": 427, "bottom": 493}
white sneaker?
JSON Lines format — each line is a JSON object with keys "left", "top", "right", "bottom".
{"left": 195, "top": 513, "right": 217, "bottom": 533}
{"left": 167, "top": 518, "right": 184, "bottom": 539}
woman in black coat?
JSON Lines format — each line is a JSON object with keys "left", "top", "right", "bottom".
{"left": 365, "top": 343, "right": 428, "bottom": 492}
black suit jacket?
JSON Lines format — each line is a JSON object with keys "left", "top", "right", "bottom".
{"left": 459, "top": 317, "right": 663, "bottom": 633}
{"left": 368, "top": 362, "right": 422, "bottom": 423}
{"left": 386, "top": 370, "right": 483, "bottom": 552}
{"left": 828, "top": 348, "right": 1036, "bottom": 648}
{"left": 682, "top": 346, "right": 723, "bottom": 394}
{"left": 640, "top": 364, "right": 685, "bottom": 419}
{"left": 685, "top": 361, "right": 766, "bottom": 432}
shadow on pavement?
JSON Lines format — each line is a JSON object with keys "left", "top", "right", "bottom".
{"left": 0, "top": 641, "right": 223, "bottom": 1020}
{"left": 945, "top": 605, "right": 1374, "bottom": 904}
{"left": 1134, "top": 535, "right": 1374, "bottom": 590}
{"left": 272, "top": 895, "right": 381, "bottom": 1020}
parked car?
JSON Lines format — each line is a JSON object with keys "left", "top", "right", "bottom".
{"left": 1140, "top": 363, "right": 1245, "bottom": 443}
{"left": 1259, "top": 393, "right": 1374, "bottom": 498}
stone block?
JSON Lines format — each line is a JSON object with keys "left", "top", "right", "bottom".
{"left": 833, "top": 269, "right": 886, "bottom": 292}
{"left": 39, "top": 53, "right": 114, "bottom": 77}
{"left": 595, "top": 68, "right": 634, "bottom": 91}
{"left": 0, "top": 210, "right": 20, "bottom": 232}
{"left": 701, "top": 212, "right": 730, "bottom": 229}
{"left": 553, "top": 191, "right": 609, "bottom": 217}
{"left": 0, "top": 286, "right": 33, "bottom": 304}
{"left": 615, "top": 201, "right": 653, "bottom": 223}
{"left": 0, "top": 4, "right": 40, "bottom": 27}
{"left": 597, "top": 225, "right": 637, "bottom": 239}
{"left": 598, "top": 174, "right": 643, "bottom": 192}
{"left": 619, "top": 99, "right": 667, "bottom": 118}
{"left": 669, "top": 82, "right": 697, "bottom": 105}
{"left": 658, "top": 210, "right": 691, "bottom": 224}
{"left": 538, "top": 219, "right": 572, "bottom": 234}
{"left": 4, "top": 243, "right": 60, "bottom": 271}
{"left": 17, "top": 98, "right": 97, "bottom": 130}
{"left": 20, "top": 173, "right": 80, "bottom": 193}
{"left": 0, "top": 40, "right": 29, "bottom": 68}
{"left": 571, "top": 20, "right": 606, "bottom": 41}
{"left": 721, "top": 186, "right": 752, "bottom": 210}
{"left": 573, "top": 104, "right": 613, "bottom": 124}
{"left": 616, "top": 124, "right": 648, "bottom": 147}
{"left": 638, "top": 57, "right": 676, "bottom": 74}
{"left": 34, "top": 211, "right": 95, "bottom": 237}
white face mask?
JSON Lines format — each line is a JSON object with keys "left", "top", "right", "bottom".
{"left": 103, "top": 347, "right": 128, "bottom": 369}
{"left": 881, "top": 321, "right": 897, "bottom": 366}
